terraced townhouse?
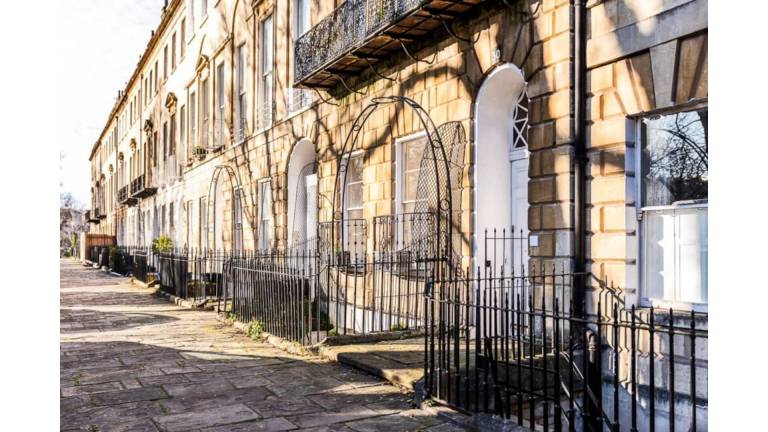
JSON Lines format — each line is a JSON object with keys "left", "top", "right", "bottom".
{"left": 87, "top": 0, "right": 708, "bottom": 429}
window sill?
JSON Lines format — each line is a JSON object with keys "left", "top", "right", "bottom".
{"left": 639, "top": 297, "right": 708, "bottom": 314}
{"left": 285, "top": 102, "right": 316, "bottom": 121}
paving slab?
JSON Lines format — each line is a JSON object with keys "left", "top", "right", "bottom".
{"left": 153, "top": 403, "right": 260, "bottom": 431}
{"left": 59, "top": 259, "right": 469, "bottom": 431}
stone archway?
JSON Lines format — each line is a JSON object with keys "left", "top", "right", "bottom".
{"left": 473, "top": 63, "right": 529, "bottom": 273}
{"left": 286, "top": 138, "right": 317, "bottom": 248}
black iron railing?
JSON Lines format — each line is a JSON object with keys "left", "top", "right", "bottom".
{"left": 130, "top": 174, "right": 157, "bottom": 198}
{"left": 223, "top": 249, "right": 320, "bottom": 344}
{"left": 118, "top": 185, "right": 136, "bottom": 205}
{"left": 294, "top": 0, "right": 423, "bottom": 84}
{"left": 424, "top": 265, "right": 708, "bottom": 432}
{"left": 155, "top": 248, "right": 233, "bottom": 303}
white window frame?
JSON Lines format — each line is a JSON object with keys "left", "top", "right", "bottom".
{"left": 395, "top": 131, "right": 428, "bottom": 216}
{"left": 233, "top": 187, "right": 244, "bottom": 251}
{"left": 236, "top": 43, "right": 247, "bottom": 142}
{"left": 258, "top": 179, "right": 273, "bottom": 250}
{"left": 201, "top": 78, "right": 209, "bottom": 148}
{"left": 189, "top": 90, "right": 197, "bottom": 151}
{"left": 200, "top": 196, "right": 208, "bottom": 249}
{"left": 186, "top": 200, "right": 194, "bottom": 249}
{"left": 216, "top": 62, "right": 226, "bottom": 148}
{"left": 341, "top": 151, "right": 364, "bottom": 222}
{"left": 633, "top": 107, "right": 708, "bottom": 312}
{"left": 294, "top": 0, "right": 311, "bottom": 40}
{"left": 259, "top": 15, "right": 274, "bottom": 131}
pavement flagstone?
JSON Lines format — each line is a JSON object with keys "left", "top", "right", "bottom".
{"left": 60, "top": 259, "right": 466, "bottom": 431}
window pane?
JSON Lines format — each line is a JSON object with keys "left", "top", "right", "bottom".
{"left": 676, "top": 208, "right": 708, "bottom": 303}
{"left": 347, "top": 183, "right": 363, "bottom": 209}
{"left": 643, "top": 207, "right": 708, "bottom": 304}
{"left": 347, "top": 155, "right": 363, "bottom": 183}
{"left": 405, "top": 136, "right": 427, "bottom": 171}
{"left": 404, "top": 171, "right": 420, "bottom": 202}
{"left": 642, "top": 109, "right": 708, "bottom": 207}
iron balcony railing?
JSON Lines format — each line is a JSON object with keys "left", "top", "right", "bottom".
{"left": 130, "top": 174, "right": 157, "bottom": 199}
{"left": 294, "top": 0, "right": 423, "bottom": 84}
{"left": 118, "top": 185, "right": 137, "bottom": 206}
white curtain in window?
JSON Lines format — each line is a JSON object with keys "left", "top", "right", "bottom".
{"left": 643, "top": 206, "right": 708, "bottom": 304}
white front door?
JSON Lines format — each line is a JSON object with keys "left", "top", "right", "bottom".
{"left": 509, "top": 148, "right": 529, "bottom": 272}
{"left": 305, "top": 173, "right": 318, "bottom": 244}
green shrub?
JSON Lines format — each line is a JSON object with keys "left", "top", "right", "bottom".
{"left": 328, "top": 327, "right": 338, "bottom": 337}
{"left": 109, "top": 245, "right": 119, "bottom": 268}
{"left": 247, "top": 320, "right": 264, "bottom": 340}
{"left": 152, "top": 236, "right": 173, "bottom": 253}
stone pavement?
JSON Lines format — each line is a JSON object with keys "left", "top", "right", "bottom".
{"left": 60, "top": 259, "right": 467, "bottom": 432}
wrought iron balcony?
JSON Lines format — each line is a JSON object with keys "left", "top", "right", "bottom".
{"left": 130, "top": 174, "right": 157, "bottom": 199}
{"left": 294, "top": 0, "right": 485, "bottom": 89}
{"left": 86, "top": 210, "right": 100, "bottom": 224}
{"left": 118, "top": 185, "right": 137, "bottom": 206}
{"left": 96, "top": 207, "right": 106, "bottom": 219}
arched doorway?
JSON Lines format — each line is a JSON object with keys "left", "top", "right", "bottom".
{"left": 473, "top": 63, "right": 530, "bottom": 273}
{"left": 287, "top": 138, "right": 317, "bottom": 248}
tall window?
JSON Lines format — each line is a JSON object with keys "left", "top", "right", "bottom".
{"left": 234, "top": 188, "right": 243, "bottom": 251}
{"left": 397, "top": 133, "right": 427, "bottom": 215}
{"left": 189, "top": 0, "right": 195, "bottom": 28}
{"left": 186, "top": 201, "right": 194, "bottom": 248}
{"left": 169, "top": 202, "right": 175, "bottom": 235}
{"left": 201, "top": 78, "right": 209, "bottom": 147}
{"left": 180, "top": 19, "right": 186, "bottom": 58}
{"left": 342, "top": 153, "right": 364, "bottom": 221}
{"left": 295, "top": 0, "right": 311, "bottom": 39}
{"left": 152, "top": 131, "right": 158, "bottom": 167}
{"left": 259, "top": 181, "right": 272, "bottom": 250}
{"left": 163, "top": 45, "right": 168, "bottom": 79}
{"left": 154, "top": 61, "right": 158, "bottom": 93}
{"left": 236, "top": 44, "right": 247, "bottom": 141}
{"left": 339, "top": 153, "right": 365, "bottom": 255}
{"left": 179, "top": 105, "right": 186, "bottom": 165}
{"left": 162, "top": 122, "right": 168, "bottom": 160}
{"left": 161, "top": 204, "right": 166, "bottom": 235}
{"left": 169, "top": 113, "right": 176, "bottom": 157}
{"left": 190, "top": 90, "right": 197, "bottom": 151}
{"left": 216, "top": 62, "right": 225, "bottom": 147}
{"left": 200, "top": 196, "right": 208, "bottom": 249}
{"left": 639, "top": 107, "right": 708, "bottom": 307}
{"left": 259, "top": 15, "right": 273, "bottom": 129}
{"left": 171, "top": 33, "right": 177, "bottom": 70}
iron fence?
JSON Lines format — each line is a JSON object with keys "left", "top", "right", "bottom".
{"left": 424, "top": 264, "right": 708, "bottom": 432}
{"left": 89, "top": 246, "right": 109, "bottom": 267}
{"left": 223, "top": 249, "right": 320, "bottom": 344}
{"left": 133, "top": 248, "right": 151, "bottom": 283}
{"left": 155, "top": 248, "right": 232, "bottom": 304}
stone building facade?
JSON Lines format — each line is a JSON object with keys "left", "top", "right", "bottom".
{"left": 88, "top": 0, "right": 707, "bottom": 427}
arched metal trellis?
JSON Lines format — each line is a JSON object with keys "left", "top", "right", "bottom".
{"left": 206, "top": 165, "right": 252, "bottom": 252}
{"left": 329, "top": 96, "right": 459, "bottom": 270}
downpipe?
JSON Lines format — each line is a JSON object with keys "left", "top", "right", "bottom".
{"left": 572, "top": 0, "right": 602, "bottom": 428}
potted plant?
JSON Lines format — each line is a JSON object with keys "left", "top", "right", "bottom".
{"left": 152, "top": 236, "right": 173, "bottom": 254}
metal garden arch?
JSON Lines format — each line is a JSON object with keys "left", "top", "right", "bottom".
{"left": 330, "top": 96, "right": 456, "bottom": 269}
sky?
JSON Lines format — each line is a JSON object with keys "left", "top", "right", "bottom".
{"left": 57, "top": 0, "right": 166, "bottom": 207}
